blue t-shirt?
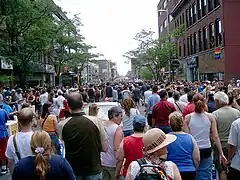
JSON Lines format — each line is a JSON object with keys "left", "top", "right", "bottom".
{"left": 12, "top": 155, "right": 76, "bottom": 180}
{"left": 0, "top": 109, "right": 9, "bottom": 138}
{"left": 148, "top": 93, "right": 160, "bottom": 114}
{"left": 2, "top": 103, "right": 13, "bottom": 115}
{"left": 167, "top": 133, "right": 196, "bottom": 172}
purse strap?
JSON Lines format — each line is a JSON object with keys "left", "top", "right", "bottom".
{"left": 13, "top": 135, "right": 21, "bottom": 161}
{"left": 41, "top": 115, "right": 49, "bottom": 129}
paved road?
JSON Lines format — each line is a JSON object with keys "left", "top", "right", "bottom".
{"left": 0, "top": 105, "right": 146, "bottom": 180}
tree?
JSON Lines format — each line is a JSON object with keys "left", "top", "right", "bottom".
{"left": 124, "top": 25, "right": 186, "bottom": 81}
{"left": 0, "top": 0, "right": 58, "bottom": 87}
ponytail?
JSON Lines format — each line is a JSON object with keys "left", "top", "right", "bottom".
{"left": 35, "top": 153, "right": 50, "bottom": 180}
{"left": 193, "top": 94, "right": 206, "bottom": 113}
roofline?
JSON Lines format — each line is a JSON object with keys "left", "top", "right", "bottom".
{"left": 171, "top": 0, "right": 189, "bottom": 17}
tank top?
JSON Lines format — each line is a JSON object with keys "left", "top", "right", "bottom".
{"left": 101, "top": 123, "right": 119, "bottom": 167}
{"left": 122, "top": 136, "right": 144, "bottom": 177}
{"left": 167, "top": 133, "right": 196, "bottom": 172}
{"left": 189, "top": 112, "right": 211, "bottom": 149}
{"left": 122, "top": 108, "right": 139, "bottom": 131}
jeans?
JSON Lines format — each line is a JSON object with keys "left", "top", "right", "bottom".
{"left": 156, "top": 126, "right": 172, "bottom": 134}
{"left": 77, "top": 172, "right": 102, "bottom": 180}
{"left": 123, "top": 130, "right": 134, "bottom": 137}
{"left": 196, "top": 155, "right": 213, "bottom": 180}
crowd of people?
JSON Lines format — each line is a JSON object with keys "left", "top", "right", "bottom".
{"left": 0, "top": 79, "right": 239, "bottom": 179}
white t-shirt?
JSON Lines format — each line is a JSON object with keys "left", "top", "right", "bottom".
{"left": 179, "top": 94, "right": 188, "bottom": 104}
{"left": 144, "top": 90, "right": 152, "bottom": 104}
{"left": 39, "top": 93, "right": 48, "bottom": 106}
{"left": 167, "top": 97, "right": 175, "bottom": 104}
{"left": 5, "top": 132, "right": 34, "bottom": 164}
{"left": 228, "top": 118, "right": 240, "bottom": 171}
{"left": 57, "top": 95, "right": 66, "bottom": 109}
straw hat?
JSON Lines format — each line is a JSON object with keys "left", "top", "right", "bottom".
{"left": 143, "top": 128, "right": 176, "bottom": 154}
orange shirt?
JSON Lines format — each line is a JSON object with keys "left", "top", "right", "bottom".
{"left": 40, "top": 114, "right": 57, "bottom": 132}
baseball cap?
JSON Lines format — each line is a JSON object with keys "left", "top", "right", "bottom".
{"left": 133, "top": 115, "right": 146, "bottom": 128}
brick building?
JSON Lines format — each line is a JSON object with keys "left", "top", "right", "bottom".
{"left": 158, "top": 0, "right": 240, "bottom": 82}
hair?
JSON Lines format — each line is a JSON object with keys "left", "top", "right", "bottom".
{"left": 184, "top": 87, "right": 191, "bottom": 94}
{"left": 208, "top": 94, "right": 214, "bottom": 102}
{"left": 146, "top": 86, "right": 150, "bottom": 90}
{"left": 169, "top": 112, "right": 183, "bottom": 132}
{"left": 89, "top": 104, "right": 99, "bottom": 116}
{"left": 21, "top": 103, "right": 30, "bottom": 109}
{"left": 193, "top": 94, "right": 206, "bottom": 113}
{"left": 17, "top": 108, "right": 33, "bottom": 127}
{"left": 123, "top": 98, "right": 135, "bottom": 117}
{"left": 31, "top": 131, "right": 52, "bottom": 180}
{"left": 152, "top": 85, "right": 158, "bottom": 93}
{"left": 168, "top": 90, "right": 173, "bottom": 98}
{"left": 48, "top": 92, "right": 54, "bottom": 103}
{"left": 159, "top": 90, "right": 167, "bottom": 99}
{"left": 228, "top": 94, "right": 234, "bottom": 105}
{"left": 108, "top": 106, "right": 122, "bottom": 120}
{"left": 67, "top": 92, "right": 83, "bottom": 111}
{"left": 173, "top": 91, "right": 180, "bottom": 101}
{"left": 187, "top": 91, "right": 195, "bottom": 102}
{"left": 41, "top": 102, "right": 52, "bottom": 119}
{"left": 134, "top": 126, "right": 145, "bottom": 133}
{"left": 214, "top": 91, "right": 229, "bottom": 105}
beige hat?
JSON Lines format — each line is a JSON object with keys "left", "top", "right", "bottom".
{"left": 143, "top": 128, "right": 176, "bottom": 154}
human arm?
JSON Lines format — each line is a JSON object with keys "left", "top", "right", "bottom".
{"left": 173, "top": 163, "right": 182, "bottom": 180}
{"left": 182, "top": 114, "right": 190, "bottom": 133}
{"left": 115, "top": 140, "right": 125, "bottom": 179}
{"left": 5, "top": 136, "right": 15, "bottom": 174}
{"left": 228, "top": 122, "right": 238, "bottom": 163}
{"left": 125, "top": 164, "right": 133, "bottom": 180}
{"left": 209, "top": 114, "right": 227, "bottom": 165}
{"left": 191, "top": 135, "right": 200, "bottom": 169}
{"left": 114, "top": 126, "right": 123, "bottom": 154}
{"left": 8, "top": 159, "right": 15, "bottom": 174}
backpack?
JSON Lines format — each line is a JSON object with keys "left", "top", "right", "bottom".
{"left": 134, "top": 158, "right": 173, "bottom": 180}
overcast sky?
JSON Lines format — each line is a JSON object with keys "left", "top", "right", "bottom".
{"left": 54, "top": 0, "right": 159, "bottom": 75}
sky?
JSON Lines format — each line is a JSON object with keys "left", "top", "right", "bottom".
{"left": 54, "top": 0, "right": 159, "bottom": 75}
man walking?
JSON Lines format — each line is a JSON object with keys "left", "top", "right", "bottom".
{"left": 62, "top": 92, "right": 107, "bottom": 180}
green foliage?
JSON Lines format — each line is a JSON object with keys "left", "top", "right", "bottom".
{"left": 140, "top": 67, "right": 152, "bottom": 80}
{"left": 124, "top": 25, "right": 186, "bottom": 81}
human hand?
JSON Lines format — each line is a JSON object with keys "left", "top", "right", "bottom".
{"left": 219, "top": 153, "right": 228, "bottom": 166}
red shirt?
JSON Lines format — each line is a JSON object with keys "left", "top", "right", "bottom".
{"left": 152, "top": 99, "right": 176, "bottom": 126}
{"left": 182, "top": 102, "right": 195, "bottom": 117}
{"left": 122, "top": 136, "right": 144, "bottom": 177}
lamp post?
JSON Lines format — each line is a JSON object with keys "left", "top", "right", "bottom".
{"left": 158, "top": 9, "right": 172, "bottom": 82}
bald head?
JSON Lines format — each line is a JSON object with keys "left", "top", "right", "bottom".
{"left": 17, "top": 108, "right": 33, "bottom": 127}
{"left": 67, "top": 92, "right": 83, "bottom": 111}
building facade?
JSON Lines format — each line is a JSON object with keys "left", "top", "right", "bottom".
{"left": 158, "top": 0, "right": 240, "bottom": 82}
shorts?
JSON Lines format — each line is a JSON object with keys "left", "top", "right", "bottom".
{"left": 0, "top": 137, "right": 8, "bottom": 161}
{"left": 134, "top": 98, "right": 140, "bottom": 104}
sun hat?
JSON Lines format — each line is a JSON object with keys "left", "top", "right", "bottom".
{"left": 133, "top": 115, "right": 146, "bottom": 128}
{"left": 143, "top": 128, "right": 176, "bottom": 154}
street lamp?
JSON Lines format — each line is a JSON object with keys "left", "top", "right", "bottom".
{"left": 158, "top": 9, "right": 172, "bottom": 81}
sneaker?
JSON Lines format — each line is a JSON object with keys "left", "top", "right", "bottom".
{"left": 0, "top": 169, "right": 7, "bottom": 175}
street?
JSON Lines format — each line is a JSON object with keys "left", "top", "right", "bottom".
{"left": 0, "top": 104, "right": 146, "bottom": 180}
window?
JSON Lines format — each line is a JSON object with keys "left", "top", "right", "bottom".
{"left": 202, "top": 0, "right": 207, "bottom": 16}
{"left": 203, "top": 26, "right": 208, "bottom": 50}
{"left": 198, "top": 30, "right": 203, "bottom": 52}
{"left": 208, "top": 0, "right": 213, "bottom": 12}
{"left": 215, "top": 19, "right": 222, "bottom": 46}
{"left": 214, "top": 0, "right": 220, "bottom": 7}
{"left": 193, "top": 3, "right": 197, "bottom": 23}
{"left": 163, "top": 0, "right": 167, "bottom": 9}
{"left": 190, "top": 35, "right": 193, "bottom": 54}
{"left": 209, "top": 23, "right": 215, "bottom": 48}
{"left": 169, "top": 15, "right": 173, "bottom": 22}
{"left": 177, "top": 19, "right": 179, "bottom": 27}
{"left": 187, "top": 37, "right": 190, "bottom": 55}
{"left": 194, "top": 33, "right": 197, "bottom": 53}
{"left": 186, "top": 9, "right": 189, "bottom": 27}
{"left": 163, "top": 19, "right": 167, "bottom": 28}
{"left": 183, "top": 39, "right": 186, "bottom": 56}
{"left": 180, "top": 16, "right": 182, "bottom": 25}
{"left": 198, "top": 0, "right": 202, "bottom": 19}
{"left": 189, "top": 6, "right": 193, "bottom": 26}
{"left": 182, "top": 13, "right": 185, "bottom": 24}
{"left": 160, "top": 25, "right": 163, "bottom": 32}
{"left": 179, "top": 44, "right": 182, "bottom": 57}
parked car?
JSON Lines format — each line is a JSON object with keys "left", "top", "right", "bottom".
{"left": 83, "top": 102, "right": 121, "bottom": 120}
